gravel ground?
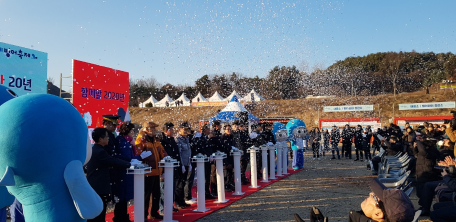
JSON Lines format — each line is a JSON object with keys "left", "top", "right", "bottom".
{"left": 196, "top": 150, "right": 425, "bottom": 222}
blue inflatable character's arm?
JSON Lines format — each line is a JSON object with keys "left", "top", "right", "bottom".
{"left": 64, "top": 160, "right": 103, "bottom": 219}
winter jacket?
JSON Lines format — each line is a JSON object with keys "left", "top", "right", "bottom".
{"left": 323, "top": 132, "right": 330, "bottom": 145}
{"left": 361, "top": 132, "right": 371, "bottom": 150}
{"left": 354, "top": 129, "right": 363, "bottom": 146}
{"left": 262, "top": 130, "right": 276, "bottom": 144}
{"left": 414, "top": 141, "right": 440, "bottom": 181}
{"left": 160, "top": 135, "right": 180, "bottom": 160}
{"left": 115, "top": 135, "right": 138, "bottom": 201}
{"left": 86, "top": 144, "right": 131, "bottom": 197}
{"left": 342, "top": 128, "right": 354, "bottom": 144}
{"left": 221, "top": 133, "right": 235, "bottom": 164}
{"left": 135, "top": 131, "right": 168, "bottom": 176}
{"left": 193, "top": 134, "right": 213, "bottom": 157}
{"left": 331, "top": 129, "right": 341, "bottom": 145}
{"left": 175, "top": 134, "right": 191, "bottom": 167}
{"left": 384, "top": 140, "right": 403, "bottom": 156}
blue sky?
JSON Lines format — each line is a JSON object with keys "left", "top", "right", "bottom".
{"left": 1, "top": 0, "right": 455, "bottom": 91}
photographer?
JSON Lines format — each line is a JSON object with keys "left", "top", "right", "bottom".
{"left": 444, "top": 111, "right": 456, "bottom": 155}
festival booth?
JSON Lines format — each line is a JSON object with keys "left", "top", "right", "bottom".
{"left": 171, "top": 92, "right": 191, "bottom": 106}
{"left": 192, "top": 92, "right": 208, "bottom": 103}
{"left": 154, "top": 94, "right": 174, "bottom": 107}
{"left": 139, "top": 95, "right": 158, "bottom": 107}
{"left": 223, "top": 90, "right": 242, "bottom": 102}
{"left": 241, "top": 89, "right": 266, "bottom": 102}
{"left": 319, "top": 118, "right": 381, "bottom": 132}
{"left": 394, "top": 116, "right": 453, "bottom": 129}
{"left": 207, "top": 91, "right": 225, "bottom": 102}
{"left": 209, "top": 96, "right": 259, "bottom": 125}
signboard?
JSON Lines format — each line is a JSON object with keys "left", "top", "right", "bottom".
{"left": 192, "top": 101, "right": 228, "bottom": 106}
{"left": 323, "top": 105, "right": 374, "bottom": 112}
{"left": 319, "top": 118, "right": 381, "bottom": 132}
{"left": 398, "top": 102, "right": 455, "bottom": 110}
{"left": 72, "top": 60, "right": 129, "bottom": 128}
{"left": 0, "top": 42, "right": 48, "bottom": 96}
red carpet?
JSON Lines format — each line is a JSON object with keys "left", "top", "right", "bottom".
{"left": 106, "top": 168, "right": 303, "bottom": 222}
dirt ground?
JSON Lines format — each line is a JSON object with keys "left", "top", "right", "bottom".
{"left": 196, "top": 150, "right": 427, "bottom": 222}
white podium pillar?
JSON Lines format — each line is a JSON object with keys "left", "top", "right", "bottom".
{"left": 127, "top": 166, "right": 152, "bottom": 222}
{"left": 247, "top": 146, "right": 260, "bottom": 188}
{"left": 212, "top": 151, "right": 229, "bottom": 203}
{"left": 231, "top": 149, "right": 245, "bottom": 195}
{"left": 268, "top": 144, "right": 277, "bottom": 180}
{"left": 158, "top": 157, "right": 179, "bottom": 222}
{"left": 191, "top": 153, "right": 210, "bottom": 212}
{"left": 260, "top": 145, "right": 269, "bottom": 183}
{"left": 276, "top": 144, "right": 283, "bottom": 177}
{"left": 282, "top": 142, "right": 289, "bottom": 175}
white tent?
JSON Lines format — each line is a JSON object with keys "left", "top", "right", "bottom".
{"left": 155, "top": 94, "right": 174, "bottom": 107}
{"left": 139, "top": 95, "right": 158, "bottom": 107}
{"left": 241, "top": 89, "right": 266, "bottom": 102}
{"left": 208, "top": 91, "right": 224, "bottom": 102}
{"left": 224, "top": 90, "right": 242, "bottom": 101}
{"left": 192, "top": 92, "right": 208, "bottom": 103}
{"left": 171, "top": 93, "right": 191, "bottom": 106}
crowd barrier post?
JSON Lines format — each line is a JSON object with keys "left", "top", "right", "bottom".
{"left": 268, "top": 143, "right": 277, "bottom": 180}
{"left": 212, "top": 151, "right": 229, "bottom": 203}
{"left": 231, "top": 149, "right": 245, "bottom": 195}
{"left": 247, "top": 146, "right": 260, "bottom": 188}
{"left": 276, "top": 143, "right": 283, "bottom": 177}
{"left": 260, "top": 145, "right": 270, "bottom": 183}
{"left": 191, "top": 153, "right": 210, "bottom": 212}
{"left": 282, "top": 142, "right": 289, "bottom": 175}
{"left": 158, "top": 157, "right": 179, "bottom": 222}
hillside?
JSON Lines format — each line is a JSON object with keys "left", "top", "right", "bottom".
{"left": 130, "top": 87, "right": 456, "bottom": 129}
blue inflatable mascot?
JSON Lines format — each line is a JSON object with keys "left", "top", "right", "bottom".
{"left": 0, "top": 94, "right": 103, "bottom": 222}
{"left": 286, "top": 119, "right": 307, "bottom": 169}
{"left": 0, "top": 85, "right": 17, "bottom": 222}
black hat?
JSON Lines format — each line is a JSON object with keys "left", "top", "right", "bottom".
{"left": 178, "top": 122, "right": 191, "bottom": 129}
{"left": 164, "top": 122, "right": 174, "bottom": 129}
{"left": 102, "top": 115, "right": 120, "bottom": 125}
{"left": 212, "top": 120, "right": 221, "bottom": 126}
{"left": 233, "top": 119, "right": 241, "bottom": 125}
{"left": 369, "top": 178, "right": 414, "bottom": 222}
{"left": 201, "top": 124, "right": 209, "bottom": 131}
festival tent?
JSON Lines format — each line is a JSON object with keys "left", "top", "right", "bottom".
{"left": 139, "top": 95, "right": 158, "bottom": 107}
{"left": 241, "top": 89, "right": 266, "bottom": 102}
{"left": 224, "top": 90, "right": 242, "bottom": 101}
{"left": 192, "top": 92, "right": 208, "bottom": 103}
{"left": 155, "top": 94, "right": 174, "bottom": 107}
{"left": 209, "top": 95, "right": 259, "bottom": 124}
{"left": 171, "top": 93, "right": 191, "bottom": 106}
{"left": 208, "top": 91, "right": 225, "bottom": 102}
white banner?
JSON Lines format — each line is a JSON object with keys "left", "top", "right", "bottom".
{"left": 323, "top": 105, "right": 374, "bottom": 112}
{"left": 398, "top": 102, "right": 455, "bottom": 110}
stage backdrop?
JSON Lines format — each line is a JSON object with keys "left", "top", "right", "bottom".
{"left": 72, "top": 60, "right": 129, "bottom": 128}
{"left": 0, "top": 42, "right": 48, "bottom": 96}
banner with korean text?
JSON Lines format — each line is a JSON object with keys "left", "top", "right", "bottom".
{"left": 0, "top": 42, "right": 48, "bottom": 96}
{"left": 72, "top": 60, "right": 129, "bottom": 128}
{"left": 323, "top": 105, "right": 374, "bottom": 112}
{"left": 398, "top": 102, "right": 455, "bottom": 110}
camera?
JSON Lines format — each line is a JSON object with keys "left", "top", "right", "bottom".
{"left": 435, "top": 165, "right": 456, "bottom": 177}
{"left": 443, "top": 111, "right": 456, "bottom": 128}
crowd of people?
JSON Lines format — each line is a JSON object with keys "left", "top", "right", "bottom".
{"left": 84, "top": 112, "right": 456, "bottom": 222}
{"left": 85, "top": 116, "right": 276, "bottom": 222}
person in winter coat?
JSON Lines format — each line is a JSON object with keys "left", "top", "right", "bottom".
{"left": 174, "top": 122, "right": 194, "bottom": 207}
{"left": 194, "top": 124, "right": 216, "bottom": 199}
{"left": 322, "top": 129, "right": 330, "bottom": 156}
{"left": 232, "top": 120, "right": 251, "bottom": 185}
{"left": 361, "top": 128, "right": 372, "bottom": 161}
{"left": 402, "top": 127, "right": 416, "bottom": 155}
{"left": 135, "top": 121, "right": 168, "bottom": 220}
{"left": 330, "top": 126, "right": 341, "bottom": 159}
{"left": 354, "top": 125, "right": 364, "bottom": 161}
{"left": 341, "top": 124, "right": 354, "bottom": 159}
{"left": 413, "top": 140, "right": 440, "bottom": 198}
{"left": 114, "top": 122, "right": 138, "bottom": 222}
{"left": 159, "top": 122, "right": 183, "bottom": 210}
{"left": 221, "top": 124, "right": 236, "bottom": 192}
{"left": 87, "top": 128, "right": 131, "bottom": 222}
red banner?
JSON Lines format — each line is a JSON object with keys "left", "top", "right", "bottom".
{"left": 72, "top": 60, "right": 129, "bottom": 128}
